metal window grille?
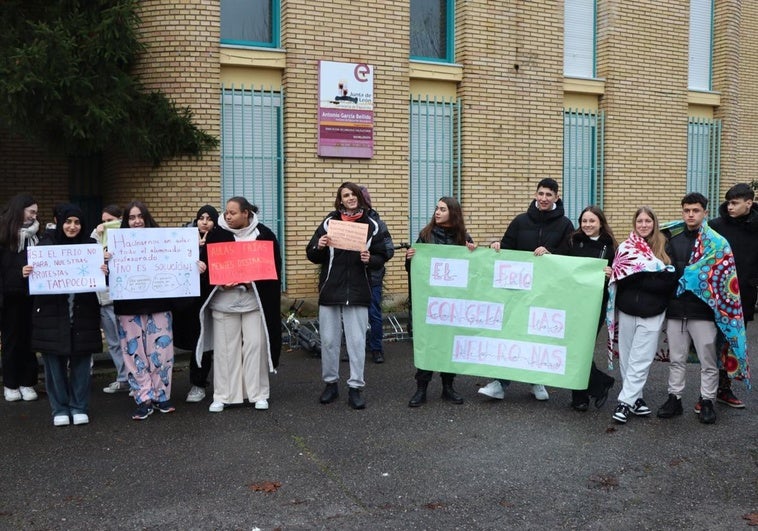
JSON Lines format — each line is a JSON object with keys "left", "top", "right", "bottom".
{"left": 563, "top": 108, "right": 604, "bottom": 223}
{"left": 220, "top": 85, "right": 285, "bottom": 285}
{"left": 687, "top": 117, "right": 721, "bottom": 202}
{"left": 409, "top": 96, "right": 461, "bottom": 240}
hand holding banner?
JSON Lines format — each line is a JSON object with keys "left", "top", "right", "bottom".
{"left": 108, "top": 227, "right": 200, "bottom": 300}
{"left": 410, "top": 244, "right": 607, "bottom": 389}
{"left": 327, "top": 219, "right": 368, "bottom": 251}
{"left": 27, "top": 244, "right": 106, "bottom": 294}
{"left": 207, "top": 240, "right": 278, "bottom": 285}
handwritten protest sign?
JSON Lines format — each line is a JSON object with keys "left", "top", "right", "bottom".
{"left": 27, "top": 244, "right": 106, "bottom": 295}
{"left": 206, "top": 240, "right": 278, "bottom": 285}
{"left": 327, "top": 219, "right": 368, "bottom": 251}
{"left": 108, "top": 228, "right": 199, "bottom": 300}
{"left": 410, "top": 244, "right": 607, "bottom": 389}
{"left": 99, "top": 219, "right": 121, "bottom": 249}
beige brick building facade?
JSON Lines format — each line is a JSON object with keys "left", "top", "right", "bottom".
{"left": 2, "top": 1, "right": 757, "bottom": 303}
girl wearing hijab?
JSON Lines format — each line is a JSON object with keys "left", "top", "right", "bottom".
{"left": 0, "top": 194, "right": 41, "bottom": 402}
{"left": 174, "top": 205, "right": 219, "bottom": 403}
{"left": 23, "top": 204, "right": 105, "bottom": 426}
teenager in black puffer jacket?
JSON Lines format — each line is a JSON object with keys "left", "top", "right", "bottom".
{"left": 404, "top": 196, "right": 475, "bottom": 408}
{"left": 565, "top": 206, "right": 617, "bottom": 411}
{"left": 307, "top": 182, "right": 389, "bottom": 410}
{"left": 24, "top": 204, "right": 104, "bottom": 427}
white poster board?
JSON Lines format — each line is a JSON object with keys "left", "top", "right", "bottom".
{"left": 108, "top": 227, "right": 200, "bottom": 300}
{"left": 27, "top": 244, "right": 106, "bottom": 295}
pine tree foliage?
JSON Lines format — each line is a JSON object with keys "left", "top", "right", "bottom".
{"left": 0, "top": 0, "right": 218, "bottom": 165}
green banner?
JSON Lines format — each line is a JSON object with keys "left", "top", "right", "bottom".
{"left": 410, "top": 244, "right": 607, "bottom": 389}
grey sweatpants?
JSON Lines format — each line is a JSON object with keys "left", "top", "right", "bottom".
{"left": 319, "top": 305, "right": 368, "bottom": 389}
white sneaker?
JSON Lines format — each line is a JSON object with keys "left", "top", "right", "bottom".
{"left": 254, "top": 399, "right": 269, "bottom": 410}
{"left": 103, "top": 381, "right": 130, "bottom": 393}
{"left": 186, "top": 386, "right": 206, "bottom": 403}
{"left": 478, "top": 380, "right": 505, "bottom": 400}
{"left": 531, "top": 384, "right": 549, "bottom": 401}
{"left": 208, "top": 401, "right": 224, "bottom": 413}
{"left": 72, "top": 413, "right": 89, "bottom": 425}
{"left": 53, "top": 415, "right": 70, "bottom": 426}
{"left": 19, "top": 386, "right": 38, "bottom": 401}
{"left": 4, "top": 387, "right": 22, "bottom": 402}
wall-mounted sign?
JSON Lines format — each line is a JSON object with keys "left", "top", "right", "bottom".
{"left": 318, "top": 60, "right": 374, "bottom": 158}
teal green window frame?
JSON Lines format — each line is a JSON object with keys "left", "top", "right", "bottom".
{"left": 562, "top": 108, "right": 605, "bottom": 223}
{"left": 220, "top": 85, "right": 286, "bottom": 287}
{"left": 687, "top": 117, "right": 721, "bottom": 204}
{"left": 410, "top": 0, "right": 455, "bottom": 63}
{"left": 221, "top": 0, "right": 281, "bottom": 48}
{"left": 409, "top": 96, "right": 461, "bottom": 240}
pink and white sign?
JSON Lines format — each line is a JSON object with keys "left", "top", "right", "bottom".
{"left": 318, "top": 60, "right": 374, "bottom": 158}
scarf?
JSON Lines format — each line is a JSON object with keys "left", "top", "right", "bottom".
{"left": 678, "top": 224, "right": 750, "bottom": 387}
{"left": 605, "top": 231, "right": 671, "bottom": 369}
{"left": 218, "top": 212, "right": 260, "bottom": 241}
{"left": 18, "top": 220, "right": 40, "bottom": 252}
{"left": 340, "top": 209, "right": 363, "bottom": 222}
{"left": 218, "top": 213, "right": 260, "bottom": 242}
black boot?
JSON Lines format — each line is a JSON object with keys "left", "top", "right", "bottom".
{"left": 348, "top": 387, "right": 366, "bottom": 410}
{"left": 571, "top": 390, "right": 590, "bottom": 411}
{"left": 319, "top": 382, "right": 339, "bottom": 404}
{"left": 408, "top": 381, "right": 428, "bottom": 407}
{"left": 441, "top": 383, "right": 464, "bottom": 405}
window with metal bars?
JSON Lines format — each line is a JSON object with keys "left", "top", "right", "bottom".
{"left": 409, "top": 96, "right": 460, "bottom": 240}
{"left": 562, "top": 108, "right": 604, "bottom": 223}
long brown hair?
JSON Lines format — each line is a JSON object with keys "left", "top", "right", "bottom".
{"left": 418, "top": 196, "right": 468, "bottom": 245}
{"left": 634, "top": 206, "right": 670, "bottom": 264}
{"left": 571, "top": 205, "right": 618, "bottom": 247}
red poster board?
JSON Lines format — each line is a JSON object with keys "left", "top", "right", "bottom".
{"left": 206, "top": 240, "right": 278, "bottom": 285}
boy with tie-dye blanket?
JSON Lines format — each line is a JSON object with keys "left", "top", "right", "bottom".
{"left": 658, "top": 193, "right": 750, "bottom": 425}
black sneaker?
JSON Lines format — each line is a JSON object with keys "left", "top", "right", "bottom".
{"left": 132, "top": 402, "right": 154, "bottom": 421}
{"left": 630, "top": 398, "right": 652, "bottom": 416}
{"left": 612, "top": 403, "right": 630, "bottom": 424}
{"left": 699, "top": 399, "right": 716, "bottom": 424}
{"left": 656, "top": 394, "right": 683, "bottom": 418}
{"left": 154, "top": 400, "right": 175, "bottom": 414}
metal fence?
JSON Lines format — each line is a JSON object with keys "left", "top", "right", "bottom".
{"left": 409, "top": 96, "right": 461, "bottom": 240}
{"left": 687, "top": 117, "right": 721, "bottom": 203}
{"left": 563, "top": 108, "right": 604, "bottom": 223}
{"left": 220, "top": 85, "right": 285, "bottom": 285}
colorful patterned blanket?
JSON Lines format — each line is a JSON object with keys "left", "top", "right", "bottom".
{"left": 605, "top": 231, "right": 672, "bottom": 370}
{"left": 677, "top": 223, "right": 750, "bottom": 387}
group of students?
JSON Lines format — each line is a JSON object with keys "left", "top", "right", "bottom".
{"left": 1, "top": 195, "right": 281, "bottom": 425}
{"left": 0, "top": 179, "right": 753, "bottom": 426}
{"left": 406, "top": 179, "right": 752, "bottom": 425}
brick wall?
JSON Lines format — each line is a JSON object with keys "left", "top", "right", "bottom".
{"left": 596, "top": 1, "right": 690, "bottom": 230}
{"left": 104, "top": 0, "right": 222, "bottom": 227}
{"left": 0, "top": 128, "right": 68, "bottom": 228}
{"left": 280, "top": 0, "right": 411, "bottom": 298}
{"left": 457, "top": 0, "right": 564, "bottom": 245}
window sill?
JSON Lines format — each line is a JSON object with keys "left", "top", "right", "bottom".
{"left": 563, "top": 76, "right": 605, "bottom": 95}
{"left": 220, "top": 45, "right": 286, "bottom": 69}
{"left": 410, "top": 60, "right": 463, "bottom": 82}
{"left": 688, "top": 90, "right": 720, "bottom": 106}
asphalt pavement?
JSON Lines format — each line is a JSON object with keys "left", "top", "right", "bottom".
{"left": 0, "top": 328, "right": 756, "bottom": 530}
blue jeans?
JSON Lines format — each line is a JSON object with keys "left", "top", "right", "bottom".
{"left": 101, "top": 304, "right": 126, "bottom": 382}
{"left": 42, "top": 354, "right": 92, "bottom": 417}
{"left": 367, "top": 284, "right": 383, "bottom": 352}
